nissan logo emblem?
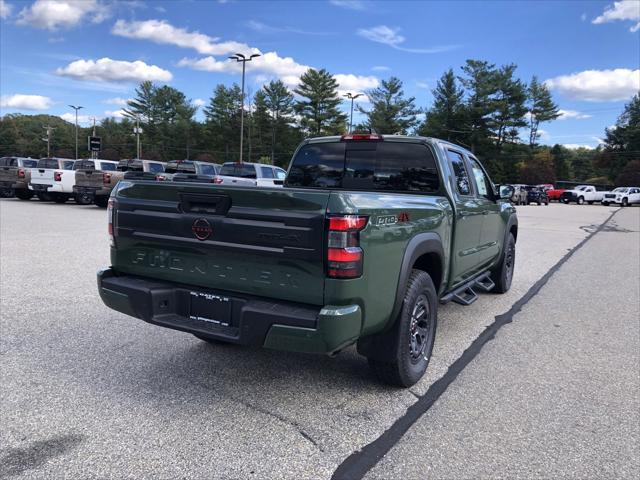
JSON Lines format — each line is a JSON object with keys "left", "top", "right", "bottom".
{"left": 192, "top": 218, "right": 212, "bottom": 241}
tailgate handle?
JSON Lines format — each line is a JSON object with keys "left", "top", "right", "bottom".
{"left": 180, "top": 193, "right": 231, "bottom": 215}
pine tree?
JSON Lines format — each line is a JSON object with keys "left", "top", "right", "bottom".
{"left": 360, "top": 77, "right": 419, "bottom": 134}
{"left": 203, "top": 84, "right": 242, "bottom": 161}
{"left": 459, "top": 60, "right": 497, "bottom": 154}
{"left": 294, "top": 68, "right": 347, "bottom": 136}
{"left": 527, "top": 76, "right": 560, "bottom": 147}
{"left": 487, "top": 64, "right": 528, "bottom": 149}
{"left": 550, "top": 144, "right": 571, "bottom": 180}
{"left": 264, "top": 80, "right": 295, "bottom": 162}
{"left": 418, "top": 69, "right": 466, "bottom": 142}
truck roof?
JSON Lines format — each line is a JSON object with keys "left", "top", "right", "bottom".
{"left": 303, "top": 134, "right": 477, "bottom": 158}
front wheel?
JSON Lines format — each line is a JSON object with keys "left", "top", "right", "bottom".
{"left": 491, "top": 232, "right": 516, "bottom": 294}
{"left": 577, "top": 196, "right": 585, "bottom": 205}
{"left": 602, "top": 202, "right": 609, "bottom": 206}
{"left": 622, "top": 198, "right": 629, "bottom": 207}
{"left": 94, "top": 195, "right": 109, "bottom": 208}
{"left": 562, "top": 198, "right": 569, "bottom": 204}
{"left": 367, "top": 270, "right": 437, "bottom": 388}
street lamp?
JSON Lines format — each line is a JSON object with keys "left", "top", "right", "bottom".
{"left": 229, "top": 52, "right": 261, "bottom": 163}
{"left": 68, "top": 105, "right": 83, "bottom": 160}
{"left": 343, "top": 93, "right": 363, "bottom": 133}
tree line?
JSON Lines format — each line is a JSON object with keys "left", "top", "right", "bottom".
{"left": 0, "top": 59, "right": 638, "bottom": 185}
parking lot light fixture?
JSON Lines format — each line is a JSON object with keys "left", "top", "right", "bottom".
{"left": 229, "top": 53, "right": 261, "bottom": 163}
{"left": 343, "top": 93, "right": 363, "bottom": 133}
{"left": 68, "top": 105, "right": 83, "bottom": 160}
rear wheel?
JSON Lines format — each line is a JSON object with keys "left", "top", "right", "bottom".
{"left": 36, "top": 192, "right": 52, "bottom": 202}
{"left": 367, "top": 270, "right": 437, "bottom": 388}
{"left": 0, "top": 187, "right": 14, "bottom": 198}
{"left": 75, "top": 192, "right": 93, "bottom": 205}
{"left": 14, "top": 190, "right": 33, "bottom": 200}
{"left": 602, "top": 201, "right": 610, "bottom": 206}
{"left": 52, "top": 193, "right": 69, "bottom": 204}
{"left": 94, "top": 195, "right": 109, "bottom": 208}
{"left": 491, "top": 232, "right": 516, "bottom": 294}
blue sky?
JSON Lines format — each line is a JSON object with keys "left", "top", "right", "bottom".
{"left": 1, "top": 0, "right": 639, "bottom": 149}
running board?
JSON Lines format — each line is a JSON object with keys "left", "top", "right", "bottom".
{"left": 440, "top": 271, "right": 494, "bottom": 306}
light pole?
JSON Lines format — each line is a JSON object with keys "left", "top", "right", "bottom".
{"left": 229, "top": 52, "right": 261, "bottom": 163}
{"left": 343, "top": 93, "right": 363, "bottom": 133}
{"left": 68, "top": 105, "right": 83, "bottom": 159}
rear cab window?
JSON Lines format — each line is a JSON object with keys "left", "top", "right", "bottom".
{"left": 147, "top": 162, "right": 165, "bottom": 173}
{"left": 286, "top": 140, "right": 440, "bottom": 193}
{"left": 21, "top": 159, "right": 38, "bottom": 168}
{"left": 100, "top": 162, "right": 117, "bottom": 171}
{"left": 165, "top": 161, "right": 195, "bottom": 174}
{"left": 220, "top": 163, "right": 257, "bottom": 179}
{"left": 38, "top": 159, "right": 60, "bottom": 169}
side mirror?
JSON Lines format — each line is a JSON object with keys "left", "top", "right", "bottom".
{"left": 499, "top": 185, "right": 515, "bottom": 200}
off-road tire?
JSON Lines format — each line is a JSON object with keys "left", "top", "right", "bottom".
{"left": 368, "top": 270, "right": 437, "bottom": 388}
{"left": 14, "top": 190, "right": 33, "bottom": 200}
{"left": 75, "top": 192, "right": 93, "bottom": 205}
{"left": 491, "top": 232, "right": 516, "bottom": 294}
{"left": 94, "top": 195, "right": 109, "bottom": 208}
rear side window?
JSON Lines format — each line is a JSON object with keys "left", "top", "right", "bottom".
{"left": 100, "top": 162, "right": 116, "bottom": 171}
{"left": 147, "top": 162, "right": 165, "bottom": 173}
{"left": 22, "top": 159, "right": 38, "bottom": 168}
{"left": 446, "top": 150, "right": 471, "bottom": 196}
{"left": 38, "top": 159, "right": 59, "bottom": 169}
{"left": 260, "top": 166, "right": 275, "bottom": 178}
{"left": 7, "top": 158, "right": 18, "bottom": 167}
{"left": 199, "top": 164, "right": 218, "bottom": 175}
{"left": 63, "top": 161, "right": 75, "bottom": 170}
{"left": 220, "top": 164, "right": 257, "bottom": 179}
{"left": 287, "top": 141, "right": 440, "bottom": 192}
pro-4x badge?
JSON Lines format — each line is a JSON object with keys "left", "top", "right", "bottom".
{"left": 192, "top": 218, "right": 212, "bottom": 241}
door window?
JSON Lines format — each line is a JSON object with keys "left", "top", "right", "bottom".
{"left": 446, "top": 150, "right": 471, "bottom": 196}
{"left": 469, "top": 158, "right": 494, "bottom": 200}
{"left": 260, "top": 166, "right": 275, "bottom": 178}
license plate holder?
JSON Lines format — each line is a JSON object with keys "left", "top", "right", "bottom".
{"left": 189, "top": 291, "right": 232, "bottom": 327}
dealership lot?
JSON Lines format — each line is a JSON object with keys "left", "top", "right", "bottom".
{"left": 1, "top": 199, "right": 638, "bottom": 478}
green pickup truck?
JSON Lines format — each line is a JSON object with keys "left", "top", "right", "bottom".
{"left": 98, "top": 134, "right": 517, "bottom": 387}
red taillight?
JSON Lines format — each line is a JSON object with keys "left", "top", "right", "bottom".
{"left": 107, "top": 198, "right": 116, "bottom": 246}
{"left": 54, "top": 171, "right": 62, "bottom": 182}
{"left": 341, "top": 134, "right": 382, "bottom": 141}
{"left": 103, "top": 173, "right": 111, "bottom": 185}
{"left": 18, "top": 168, "right": 25, "bottom": 178}
{"left": 327, "top": 215, "right": 368, "bottom": 279}
{"left": 212, "top": 176, "right": 223, "bottom": 184}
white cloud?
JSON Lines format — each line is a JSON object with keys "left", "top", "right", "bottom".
{"left": 536, "top": 128, "right": 550, "bottom": 140}
{"left": 0, "top": 94, "right": 53, "bottom": 110}
{"left": 357, "top": 25, "right": 459, "bottom": 54}
{"left": 592, "top": 0, "right": 640, "bottom": 32}
{"left": 557, "top": 109, "right": 593, "bottom": 120}
{"left": 562, "top": 143, "right": 596, "bottom": 150}
{"left": 104, "top": 109, "right": 126, "bottom": 119}
{"left": 56, "top": 57, "right": 173, "bottom": 83}
{"left": 329, "top": 0, "right": 365, "bottom": 10}
{"left": 112, "top": 19, "right": 256, "bottom": 56}
{"left": 416, "top": 81, "right": 430, "bottom": 89}
{"left": 193, "top": 98, "right": 206, "bottom": 108}
{"left": 59, "top": 112, "right": 92, "bottom": 123}
{"left": 545, "top": 68, "right": 640, "bottom": 101}
{"left": 102, "top": 97, "right": 129, "bottom": 106}
{"left": 371, "top": 65, "right": 390, "bottom": 72}
{"left": 1, "top": 0, "right": 12, "bottom": 19}
{"left": 17, "top": 0, "right": 111, "bottom": 31}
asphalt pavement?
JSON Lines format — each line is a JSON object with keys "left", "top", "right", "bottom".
{"left": 0, "top": 198, "right": 636, "bottom": 479}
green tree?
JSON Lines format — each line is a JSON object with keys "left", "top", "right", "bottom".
{"left": 294, "top": 68, "right": 346, "bottom": 136}
{"left": 264, "top": 80, "right": 295, "bottom": 162}
{"left": 360, "top": 76, "right": 419, "bottom": 134}
{"left": 486, "top": 64, "right": 528, "bottom": 150}
{"left": 459, "top": 60, "right": 497, "bottom": 155}
{"left": 550, "top": 144, "right": 571, "bottom": 180}
{"left": 527, "top": 76, "right": 560, "bottom": 147}
{"left": 418, "top": 69, "right": 466, "bottom": 143}
{"left": 203, "top": 84, "right": 242, "bottom": 161}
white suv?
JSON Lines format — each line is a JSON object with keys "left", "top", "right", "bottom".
{"left": 602, "top": 187, "right": 640, "bottom": 207}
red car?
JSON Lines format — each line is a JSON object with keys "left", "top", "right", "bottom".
{"left": 546, "top": 187, "right": 566, "bottom": 201}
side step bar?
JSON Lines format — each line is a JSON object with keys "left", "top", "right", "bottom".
{"left": 440, "top": 271, "right": 495, "bottom": 306}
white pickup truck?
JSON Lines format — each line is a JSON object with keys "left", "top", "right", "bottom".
{"left": 560, "top": 185, "right": 605, "bottom": 205}
{"left": 212, "top": 162, "right": 286, "bottom": 187}
{"left": 30, "top": 158, "right": 118, "bottom": 203}
{"left": 602, "top": 187, "right": 640, "bottom": 206}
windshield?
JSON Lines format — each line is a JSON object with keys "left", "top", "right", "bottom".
{"left": 613, "top": 187, "right": 627, "bottom": 193}
{"left": 287, "top": 141, "right": 440, "bottom": 192}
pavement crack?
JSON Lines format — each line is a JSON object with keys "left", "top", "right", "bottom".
{"left": 232, "top": 397, "right": 325, "bottom": 452}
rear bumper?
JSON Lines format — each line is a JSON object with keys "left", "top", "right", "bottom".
{"left": 1, "top": 180, "right": 29, "bottom": 190}
{"left": 97, "top": 268, "right": 362, "bottom": 355}
{"left": 74, "top": 186, "right": 111, "bottom": 196}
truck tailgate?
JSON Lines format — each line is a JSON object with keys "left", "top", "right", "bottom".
{"left": 112, "top": 182, "right": 330, "bottom": 305}
{"left": 30, "top": 168, "right": 55, "bottom": 184}
{"left": 0, "top": 166, "right": 19, "bottom": 183}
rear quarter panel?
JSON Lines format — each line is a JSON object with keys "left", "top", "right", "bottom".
{"left": 324, "top": 191, "right": 452, "bottom": 336}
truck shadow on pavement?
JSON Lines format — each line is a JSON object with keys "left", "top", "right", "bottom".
{"left": 0, "top": 434, "right": 85, "bottom": 478}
